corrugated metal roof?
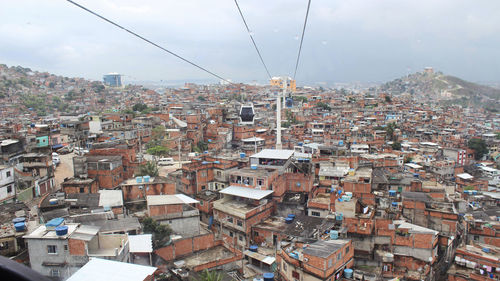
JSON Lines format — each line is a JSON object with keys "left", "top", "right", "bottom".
{"left": 457, "top": 173, "right": 473, "bottom": 180}
{"left": 99, "top": 190, "right": 123, "bottom": 207}
{"left": 219, "top": 185, "right": 273, "bottom": 200}
{"left": 146, "top": 194, "right": 199, "bottom": 206}
{"left": 128, "top": 234, "right": 153, "bottom": 253}
{"left": 67, "top": 258, "right": 157, "bottom": 281}
{"left": 250, "top": 149, "right": 294, "bottom": 160}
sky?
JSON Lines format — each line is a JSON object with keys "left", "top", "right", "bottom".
{"left": 1, "top": 0, "right": 499, "bottom": 86}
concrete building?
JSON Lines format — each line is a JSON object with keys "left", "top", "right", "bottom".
{"left": 24, "top": 219, "right": 129, "bottom": 280}
{"left": 277, "top": 239, "right": 354, "bottom": 281}
{"left": 146, "top": 194, "right": 200, "bottom": 236}
{"left": 103, "top": 73, "right": 122, "bottom": 87}
{"left": 0, "top": 165, "right": 15, "bottom": 203}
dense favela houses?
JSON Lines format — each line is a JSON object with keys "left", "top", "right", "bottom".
{"left": 0, "top": 63, "right": 498, "bottom": 281}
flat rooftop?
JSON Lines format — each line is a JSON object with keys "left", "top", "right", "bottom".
{"left": 23, "top": 223, "right": 79, "bottom": 239}
{"left": 183, "top": 246, "right": 234, "bottom": 269}
{"left": 220, "top": 185, "right": 273, "bottom": 200}
{"left": 250, "top": 149, "right": 294, "bottom": 160}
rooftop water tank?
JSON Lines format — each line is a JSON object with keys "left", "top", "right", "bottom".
{"left": 214, "top": 161, "right": 220, "bottom": 164}
{"left": 389, "top": 190, "right": 397, "bottom": 196}
{"left": 249, "top": 245, "right": 258, "bottom": 252}
{"left": 251, "top": 164, "right": 258, "bottom": 170}
{"left": 344, "top": 269, "right": 353, "bottom": 278}
{"left": 287, "top": 214, "right": 296, "bottom": 219}
{"left": 55, "top": 225, "right": 68, "bottom": 236}
{"left": 336, "top": 213, "right": 343, "bottom": 221}
{"left": 143, "top": 175, "right": 150, "bottom": 183}
{"left": 136, "top": 176, "right": 143, "bottom": 183}
{"left": 263, "top": 273, "right": 274, "bottom": 281}
{"left": 330, "top": 230, "right": 338, "bottom": 240}
{"left": 46, "top": 217, "right": 65, "bottom": 230}
{"left": 240, "top": 152, "right": 246, "bottom": 158}
{"left": 345, "top": 192, "right": 352, "bottom": 198}
{"left": 12, "top": 217, "right": 26, "bottom": 224}
{"left": 49, "top": 198, "right": 58, "bottom": 205}
{"left": 391, "top": 202, "right": 398, "bottom": 207}
{"left": 14, "top": 222, "right": 26, "bottom": 232}
{"left": 285, "top": 218, "right": 293, "bottom": 224}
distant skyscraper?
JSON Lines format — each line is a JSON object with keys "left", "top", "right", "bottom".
{"left": 103, "top": 73, "right": 122, "bottom": 87}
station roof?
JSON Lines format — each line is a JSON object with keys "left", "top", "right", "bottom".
{"left": 220, "top": 185, "right": 273, "bottom": 200}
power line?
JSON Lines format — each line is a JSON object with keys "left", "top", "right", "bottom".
{"left": 234, "top": 0, "right": 272, "bottom": 80}
{"left": 65, "top": 0, "right": 234, "bottom": 84}
{"left": 293, "top": 0, "right": 312, "bottom": 80}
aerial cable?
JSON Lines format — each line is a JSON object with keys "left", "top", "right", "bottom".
{"left": 234, "top": 0, "right": 272, "bottom": 80}
{"left": 293, "top": 0, "right": 312, "bottom": 80}
{"left": 66, "top": 0, "right": 234, "bottom": 84}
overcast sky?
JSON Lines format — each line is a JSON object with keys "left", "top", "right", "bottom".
{"left": 1, "top": 0, "right": 499, "bottom": 86}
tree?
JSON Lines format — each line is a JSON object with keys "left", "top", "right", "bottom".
{"left": 404, "top": 156, "right": 413, "bottom": 163}
{"left": 147, "top": 145, "right": 169, "bottom": 157}
{"left": 468, "top": 138, "right": 488, "bottom": 160}
{"left": 196, "top": 269, "right": 223, "bottom": 281}
{"left": 391, "top": 141, "right": 401, "bottom": 151}
{"left": 316, "top": 102, "right": 331, "bottom": 111}
{"left": 197, "top": 95, "right": 206, "bottom": 101}
{"left": 385, "top": 96, "right": 392, "bottom": 103}
{"left": 142, "top": 217, "right": 172, "bottom": 249}
{"left": 133, "top": 103, "right": 148, "bottom": 112}
{"left": 137, "top": 161, "right": 159, "bottom": 177}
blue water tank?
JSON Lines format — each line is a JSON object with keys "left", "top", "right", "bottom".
{"left": 330, "top": 230, "right": 338, "bottom": 240}
{"left": 136, "top": 176, "right": 143, "bottom": 183}
{"left": 204, "top": 151, "right": 208, "bottom": 154}
{"left": 55, "top": 225, "right": 68, "bottom": 236}
{"left": 251, "top": 164, "right": 258, "bottom": 170}
{"left": 46, "top": 218, "right": 65, "bottom": 228}
{"left": 285, "top": 218, "right": 293, "bottom": 224}
{"left": 263, "top": 273, "right": 274, "bottom": 281}
{"left": 249, "top": 245, "right": 258, "bottom": 252}
{"left": 288, "top": 214, "right": 296, "bottom": 219}
{"left": 14, "top": 222, "right": 26, "bottom": 232}
{"left": 214, "top": 161, "right": 220, "bottom": 164}
{"left": 344, "top": 269, "right": 353, "bottom": 278}
{"left": 202, "top": 161, "right": 209, "bottom": 165}
{"left": 392, "top": 202, "right": 398, "bottom": 207}
{"left": 240, "top": 152, "right": 246, "bottom": 158}
{"left": 336, "top": 213, "right": 343, "bottom": 221}
{"left": 208, "top": 216, "right": 214, "bottom": 228}
{"left": 12, "top": 217, "right": 26, "bottom": 224}
{"left": 143, "top": 175, "right": 150, "bottom": 183}
{"left": 338, "top": 190, "right": 342, "bottom": 195}
{"left": 389, "top": 190, "right": 396, "bottom": 196}
{"left": 482, "top": 247, "right": 490, "bottom": 253}
{"left": 298, "top": 142, "right": 303, "bottom": 146}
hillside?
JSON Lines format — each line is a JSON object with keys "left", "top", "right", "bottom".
{"left": 379, "top": 70, "right": 500, "bottom": 109}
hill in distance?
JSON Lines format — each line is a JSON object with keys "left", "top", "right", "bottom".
{"left": 379, "top": 70, "right": 500, "bottom": 110}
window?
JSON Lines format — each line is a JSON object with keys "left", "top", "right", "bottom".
{"left": 345, "top": 246, "right": 350, "bottom": 254}
{"left": 50, "top": 269, "right": 60, "bottom": 277}
{"left": 201, "top": 185, "right": 206, "bottom": 190}
{"left": 7, "top": 185, "right": 12, "bottom": 193}
{"left": 216, "top": 171, "right": 222, "bottom": 177}
{"left": 200, "top": 171, "right": 207, "bottom": 177}
{"left": 79, "top": 187, "right": 85, "bottom": 193}
{"left": 328, "top": 259, "right": 333, "bottom": 267}
{"left": 229, "top": 232, "right": 234, "bottom": 237}
{"left": 474, "top": 235, "right": 479, "bottom": 241}
{"left": 282, "top": 262, "right": 287, "bottom": 272}
{"left": 254, "top": 231, "right": 259, "bottom": 237}
{"left": 237, "top": 220, "right": 243, "bottom": 227}
{"left": 6, "top": 171, "right": 11, "bottom": 177}
{"left": 239, "top": 235, "right": 243, "bottom": 241}
{"left": 64, "top": 245, "right": 68, "bottom": 251}
{"left": 292, "top": 271, "right": 300, "bottom": 279}
{"left": 0, "top": 242, "right": 9, "bottom": 250}
{"left": 257, "top": 179, "right": 264, "bottom": 186}
{"left": 337, "top": 252, "right": 342, "bottom": 260}
{"left": 199, "top": 201, "right": 204, "bottom": 206}
{"left": 311, "top": 211, "right": 321, "bottom": 217}
{"left": 227, "top": 217, "right": 233, "bottom": 223}
{"left": 47, "top": 245, "right": 57, "bottom": 254}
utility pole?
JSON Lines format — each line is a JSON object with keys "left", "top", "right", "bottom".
{"left": 276, "top": 77, "right": 287, "bottom": 150}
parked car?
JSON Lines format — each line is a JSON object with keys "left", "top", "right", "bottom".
{"left": 52, "top": 152, "right": 60, "bottom": 166}
{"left": 57, "top": 146, "right": 73, "bottom": 154}
{"left": 74, "top": 147, "right": 89, "bottom": 155}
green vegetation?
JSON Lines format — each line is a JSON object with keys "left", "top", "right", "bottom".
{"left": 193, "top": 141, "right": 208, "bottom": 153}
{"left": 197, "top": 95, "right": 206, "bottom": 101}
{"left": 137, "top": 161, "right": 159, "bottom": 177}
{"left": 404, "top": 156, "right": 413, "bottom": 163}
{"left": 385, "top": 96, "right": 392, "bottom": 103}
{"left": 294, "top": 96, "right": 308, "bottom": 103}
{"left": 142, "top": 217, "right": 172, "bottom": 249}
{"left": 196, "top": 270, "right": 223, "bottom": 281}
{"left": 316, "top": 102, "right": 331, "bottom": 111}
{"left": 464, "top": 185, "right": 475, "bottom": 191}
{"left": 147, "top": 145, "right": 169, "bottom": 157}
{"left": 391, "top": 141, "right": 401, "bottom": 151}
{"left": 468, "top": 138, "right": 488, "bottom": 160}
